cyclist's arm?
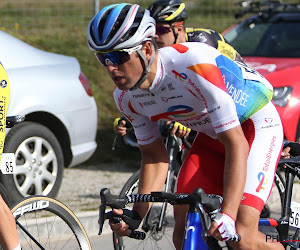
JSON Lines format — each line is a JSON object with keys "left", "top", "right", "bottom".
{"left": 110, "top": 137, "right": 169, "bottom": 237}
{"left": 209, "top": 125, "right": 249, "bottom": 237}
{"left": 133, "top": 137, "right": 169, "bottom": 217}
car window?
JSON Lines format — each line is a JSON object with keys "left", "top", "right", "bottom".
{"left": 224, "top": 19, "right": 300, "bottom": 58}
{"left": 225, "top": 21, "right": 268, "bottom": 56}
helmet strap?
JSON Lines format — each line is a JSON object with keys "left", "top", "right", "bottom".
{"left": 170, "top": 21, "right": 184, "bottom": 44}
{"left": 171, "top": 26, "right": 178, "bottom": 44}
{"left": 129, "top": 43, "right": 156, "bottom": 91}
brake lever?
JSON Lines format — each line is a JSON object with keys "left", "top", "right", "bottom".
{"left": 98, "top": 195, "right": 107, "bottom": 235}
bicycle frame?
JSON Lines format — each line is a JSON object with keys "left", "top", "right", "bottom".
{"left": 183, "top": 203, "right": 211, "bottom": 249}
{"left": 142, "top": 128, "right": 181, "bottom": 233}
{"left": 257, "top": 157, "right": 300, "bottom": 249}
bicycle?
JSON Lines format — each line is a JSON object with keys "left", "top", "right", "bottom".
{"left": 111, "top": 121, "right": 286, "bottom": 249}
{"left": 0, "top": 116, "right": 92, "bottom": 250}
{"left": 99, "top": 187, "right": 241, "bottom": 250}
{"left": 258, "top": 156, "right": 300, "bottom": 249}
{"left": 99, "top": 152, "right": 300, "bottom": 249}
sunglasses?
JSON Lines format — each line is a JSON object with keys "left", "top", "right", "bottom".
{"left": 156, "top": 25, "right": 172, "bottom": 35}
{"left": 156, "top": 21, "right": 184, "bottom": 36}
{"left": 95, "top": 45, "right": 143, "bottom": 67}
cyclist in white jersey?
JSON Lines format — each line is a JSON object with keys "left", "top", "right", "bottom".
{"left": 114, "top": 0, "right": 243, "bottom": 138}
{"left": 87, "top": 3, "right": 284, "bottom": 249}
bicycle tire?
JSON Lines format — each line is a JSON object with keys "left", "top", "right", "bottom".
{"left": 113, "top": 169, "right": 176, "bottom": 250}
{"left": 11, "top": 195, "right": 91, "bottom": 250}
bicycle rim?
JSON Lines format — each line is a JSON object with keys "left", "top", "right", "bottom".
{"left": 113, "top": 170, "right": 176, "bottom": 250}
{"left": 11, "top": 196, "right": 91, "bottom": 250}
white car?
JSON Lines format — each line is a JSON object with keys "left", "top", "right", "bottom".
{"left": 0, "top": 31, "right": 98, "bottom": 203}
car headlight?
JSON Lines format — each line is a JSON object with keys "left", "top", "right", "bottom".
{"left": 272, "top": 87, "right": 293, "bottom": 107}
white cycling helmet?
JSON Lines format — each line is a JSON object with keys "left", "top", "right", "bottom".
{"left": 87, "top": 3, "right": 157, "bottom": 91}
{"left": 87, "top": 3, "right": 156, "bottom": 51}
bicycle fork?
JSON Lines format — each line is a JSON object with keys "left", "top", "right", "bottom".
{"left": 182, "top": 204, "right": 210, "bottom": 250}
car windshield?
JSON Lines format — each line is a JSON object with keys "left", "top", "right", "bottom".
{"left": 224, "top": 18, "right": 300, "bottom": 58}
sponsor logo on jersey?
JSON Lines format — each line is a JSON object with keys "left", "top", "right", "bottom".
{"left": 117, "top": 90, "right": 127, "bottom": 112}
{"left": 226, "top": 83, "right": 250, "bottom": 107}
{"left": 132, "top": 93, "right": 151, "bottom": 98}
{"left": 133, "top": 123, "right": 146, "bottom": 129}
{"left": 161, "top": 83, "right": 175, "bottom": 92}
{"left": 263, "top": 136, "right": 276, "bottom": 172}
{"left": 208, "top": 106, "right": 221, "bottom": 114}
{"left": 188, "top": 78, "right": 208, "bottom": 108}
{"left": 161, "top": 95, "right": 183, "bottom": 102}
{"left": 261, "top": 118, "right": 280, "bottom": 129}
{"left": 137, "top": 136, "right": 155, "bottom": 143}
{"left": 151, "top": 105, "right": 196, "bottom": 122}
{"left": 139, "top": 100, "right": 157, "bottom": 108}
{"left": 214, "top": 119, "right": 237, "bottom": 129}
{"left": 256, "top": 172, "right": 268, "bottom": 192}
{"left": 172, "top": 70, "right": 187, "bottom": 82}
{"left": 185, "top": 117, "right": 211, "bottom": 127}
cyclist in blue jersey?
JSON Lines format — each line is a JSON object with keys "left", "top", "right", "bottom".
{"left": 87, "top": 3, "right": 284, "bottom": 249}
{"left": 0, "top": 62, "right": 21, "bottom": 250}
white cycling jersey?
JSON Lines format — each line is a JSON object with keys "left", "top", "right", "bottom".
{"left": 113, "top": 42, "right": 283, "bottom": 209}
{"left": 114, "top": 42, "right": 273, "bottom": 145}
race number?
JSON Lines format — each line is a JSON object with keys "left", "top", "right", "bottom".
{"left": 290, "top": 201, "right": 300, "bottom": 228}
{"left": 0, "top": 153, "right": 16, "bottom": 174}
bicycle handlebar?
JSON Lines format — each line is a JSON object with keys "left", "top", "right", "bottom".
{"left": 98, "top": 187, "right": 242, "bottom": 242}
{"left": 278, "top": 155, "right": 300, "bottom": 178}
{"left": 278, "top": 155, "right": 300, "bottom": 165}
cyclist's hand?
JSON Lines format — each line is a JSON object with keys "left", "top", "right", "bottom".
{"left": 114, "top": 118, "right": 128, "bottom": 136}
{"left": 108, "top": 208, "right": 142, "bottom": 237}
{"left": 171, "top": 122, "right": 191, "bottom": 138}
{"left": 281, "top": 147, "right": 291, "bottom": 159}
{"left": 208, "top": 212, "right": 238, "bottom": 241}
{"left": 109, "top": 209, "right": 131, "bottom": 237}
{"left": 282, "top": 141, "right": 300, "bottom": 158}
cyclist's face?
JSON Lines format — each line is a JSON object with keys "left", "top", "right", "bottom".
{"left": 105, "top": 52, "right": 144, "bottom": 90}
{"left": 155, "top": 23, "right": 186, "bottom": 48}
{"left": 155, "top": 24, "right": 175, "bottom": 48}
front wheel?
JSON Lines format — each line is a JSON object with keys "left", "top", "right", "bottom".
{"left": 2, "top": 122, "right": 64, "bottom": 203}
{"left": 11, "top": 195, "right": 91, "bottom": 249}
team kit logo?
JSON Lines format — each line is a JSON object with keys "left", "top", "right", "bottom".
{"left": 0, "top": 79, "right": 7, "bottom": 88}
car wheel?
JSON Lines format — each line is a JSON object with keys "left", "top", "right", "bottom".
{"left": 1, "top": 121, "right": 64, "bottom": 203}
